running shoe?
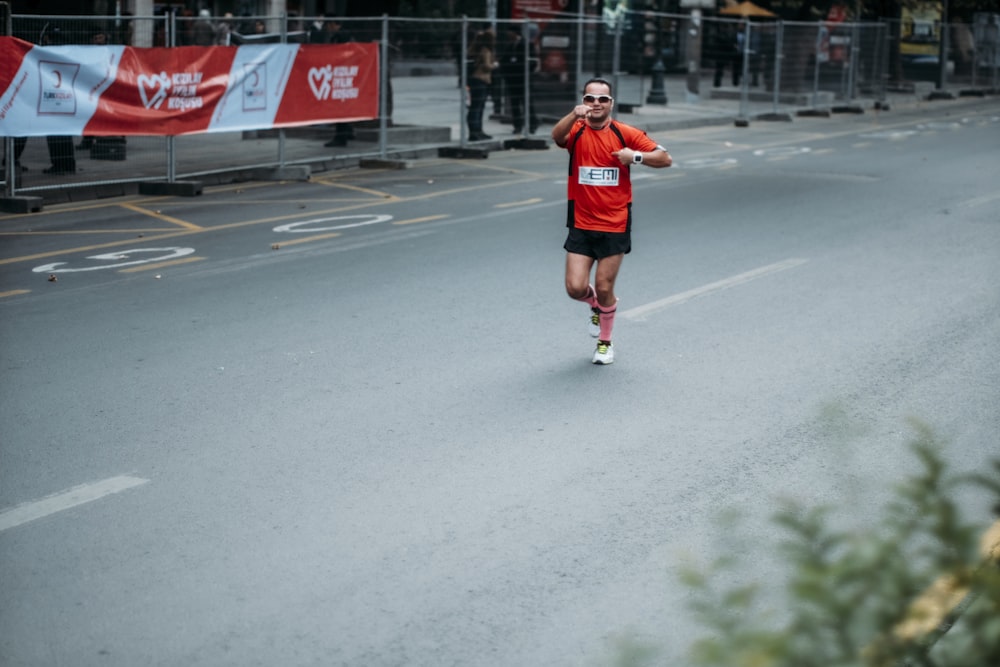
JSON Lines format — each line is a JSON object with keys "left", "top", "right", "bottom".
{"left": 592, "top": 341, "right": 614, "bottom": 365}
{"left": 589, "top": 307, "right": 600, "bottom": 337}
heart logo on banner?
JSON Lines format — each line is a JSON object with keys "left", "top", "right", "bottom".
{"left": 308, "top": 66, "right": 331, "bottom": 101}
{"left": 137, "top": 72, "right": 171, "bottom": 109}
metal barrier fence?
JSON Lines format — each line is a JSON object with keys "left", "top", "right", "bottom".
{"left": 3, "top": 11, "right": 998, "bottom": 203}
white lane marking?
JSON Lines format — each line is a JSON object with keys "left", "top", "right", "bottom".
{"left": 859, "top": 130, "right": 918, "bottom": 140}
{"left": 0, "top": 475, "right": 149, "bottom": 532}
{"left": 959, "top": 192, "right": 1000, "bottom": 209}
{"left": 33, "top": 248, "right": 195, "bottom": 274}
{"left": 273, "top": 214, "right": 392, "bottom": 233}
{"left": 753, "top": 146, "right": 812, "bottom": 157}
{"left": 622, "top": 258, "right": 809, "bottom": 321}
{"left": 681, "top": 157, "right": 739, "bottom": 169}
{"left": 917, "top": 122, "right": 962, "bottom": 131}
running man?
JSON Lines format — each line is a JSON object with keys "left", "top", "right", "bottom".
{"left": 551, "top": 78, "right": 672, "bottom": 364}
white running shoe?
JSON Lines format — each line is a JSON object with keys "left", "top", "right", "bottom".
{"left": 589, "top": 307, "right": 600, "bottom": 337}
{"left": 592, "top": 341, "right": 614, "bottom": 365}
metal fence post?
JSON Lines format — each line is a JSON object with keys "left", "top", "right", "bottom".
{"left": 460, "top": 16, "right": 468, "bottom": 146}
{"left": 2, "top": 1, "right": 14, "bottom": 197}
{"left": 736, "top": 20, "right": 751, "bottom": 126}
{"left": 380, "top": 14, "right": 389, "bottom": 158}
{"left": 812, "top": 22, "right": 824, "bottom": 109}
{"left": 874, "top": 21, "right": 888, "bottom": 108}
{"left": 848, "top": 21, "right": 859, "bottom": 101}
{"left": 522, "top": 19, "right": 532, "bottom": 132}
{"left": 278, "top": 13, "right": 288, "bottom": 167}
{"left": 994, "top": 40, "right": 999, "bottom": 90}
{"left": 166, "top": 9, "right": 176, "bottom": 183}
{"left": 772, "top": 21, "right": 784, "bottom": 114}
{"left": 611, "top": 14, "right": 622, "bottom": 119}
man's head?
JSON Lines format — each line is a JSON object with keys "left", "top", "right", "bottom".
{"left": 582, "top": 78, "right": 614, "bottom": 125}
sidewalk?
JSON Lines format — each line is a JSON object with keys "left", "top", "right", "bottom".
{"left": 2, "top": 68, "right": 994, "bottom": 210}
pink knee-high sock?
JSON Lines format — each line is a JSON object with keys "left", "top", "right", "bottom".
{"left": 597, "top": 299, "right": 618, "bottom": 342}
{"left": 574, "top": 284, "right": 599, "bottom": 309}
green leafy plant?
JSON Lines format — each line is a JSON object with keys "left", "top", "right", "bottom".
{"left": 678, "top": 420, "right": 1000, "bottom": 667}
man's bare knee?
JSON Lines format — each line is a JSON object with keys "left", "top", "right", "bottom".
{"left": 566, "top": 282, "right": 589, "bottom": 300}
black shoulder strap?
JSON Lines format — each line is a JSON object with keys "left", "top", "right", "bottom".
{"left": 608, "top": 122, "right": 627, "bottom": 149}
{"left": 567, "top": 123, "right": 586, "bottom": 175}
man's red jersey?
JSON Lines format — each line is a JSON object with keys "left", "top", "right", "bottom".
{"left": 562, "top": 119, "right": 659, "bottom": 233}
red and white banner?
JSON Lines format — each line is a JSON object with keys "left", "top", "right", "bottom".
{"left": 0, "top": 37, "right": 379, "bottom": 137}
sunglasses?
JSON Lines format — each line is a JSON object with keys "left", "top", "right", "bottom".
{"left": 582, "top": 94, "right": 613, "bottom": 104}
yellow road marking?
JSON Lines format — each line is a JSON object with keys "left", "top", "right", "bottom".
{"left": 393, "top": 215, "right": 449, "bottom": 226}
{"left": 313, "top": 179, "right": 401, "bottom": 200}
{"left": 495, "top": 198, "right": 543, "bottom": 208}
{"left": 120, "top": 202, "right": 204, "bottom": 231}
{"left": 0, "top": 289, "right": 31, "bottom": 298}
{"left": 203, "top": 181, "right": 275, "bottom": 195}
{"left": 0, "top": 229, "right": 177, "bottom": 236}
{"left": 118, "top": 256, "right": 206, "bottom": 273}
{"left": 269, "top": 232, "right": 342, "bottom": 247}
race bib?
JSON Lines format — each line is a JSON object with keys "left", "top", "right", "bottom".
{"left": 578, "top": 166, "right": 620, "bottom": 186}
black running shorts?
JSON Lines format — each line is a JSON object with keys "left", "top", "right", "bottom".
{"left": 564, "top": 227, "right": 632, "bottom": 259}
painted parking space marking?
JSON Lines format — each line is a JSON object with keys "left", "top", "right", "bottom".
{"left": 120, "top": 202, "right": 204, "bottom": 231}
{"left": 622, "top": 258, "right": 809, "bottom": 321}
{"left": 313, "top": 179, "right": 401, "bottom": 200}
{"left": 0, "top": 475, "right": 149, "bottom": 532}
{"left": 32, "top": 247, "right": 197, "bottom": 274}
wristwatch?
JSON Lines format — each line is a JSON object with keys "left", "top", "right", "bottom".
{"left": 632, "top": 152, "right": 643, "bottom": 164}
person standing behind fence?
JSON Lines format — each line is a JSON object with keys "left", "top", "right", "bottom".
{"left": 466, "top": 30, "right": 498, "bottom": 141}
{"left": 501, "top": 27, "right": 540, "bottom": 136}
{"left": 550, "top": 78, "right": 672, "bottom": 365}
{"left": 712, "top": 24, "right": 736, "bottom": 87}
{"left": 308, "top": 15, "right": 326, "bottom": 44}
{"left": 192, "top": 10, "right": 216, "bottom": 46}
{"left": 216, "top": 12, "right": 235, "bottom": 46}
{"left": 318, "top": 19, "right": 357, "bottom": 148}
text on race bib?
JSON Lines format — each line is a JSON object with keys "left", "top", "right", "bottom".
{"left": 578, "top": 166, "right": 620, "bottom": 186}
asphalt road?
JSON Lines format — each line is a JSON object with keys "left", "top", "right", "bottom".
{"left": 1, "top": 99, "right": 999, "bottom": 666}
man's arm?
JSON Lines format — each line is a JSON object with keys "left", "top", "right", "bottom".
{"left": 611, "top": 145, "right": 672, "bottom": 169}
{"left": 550, "top": 105, "right": 589, "bottom": 147}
